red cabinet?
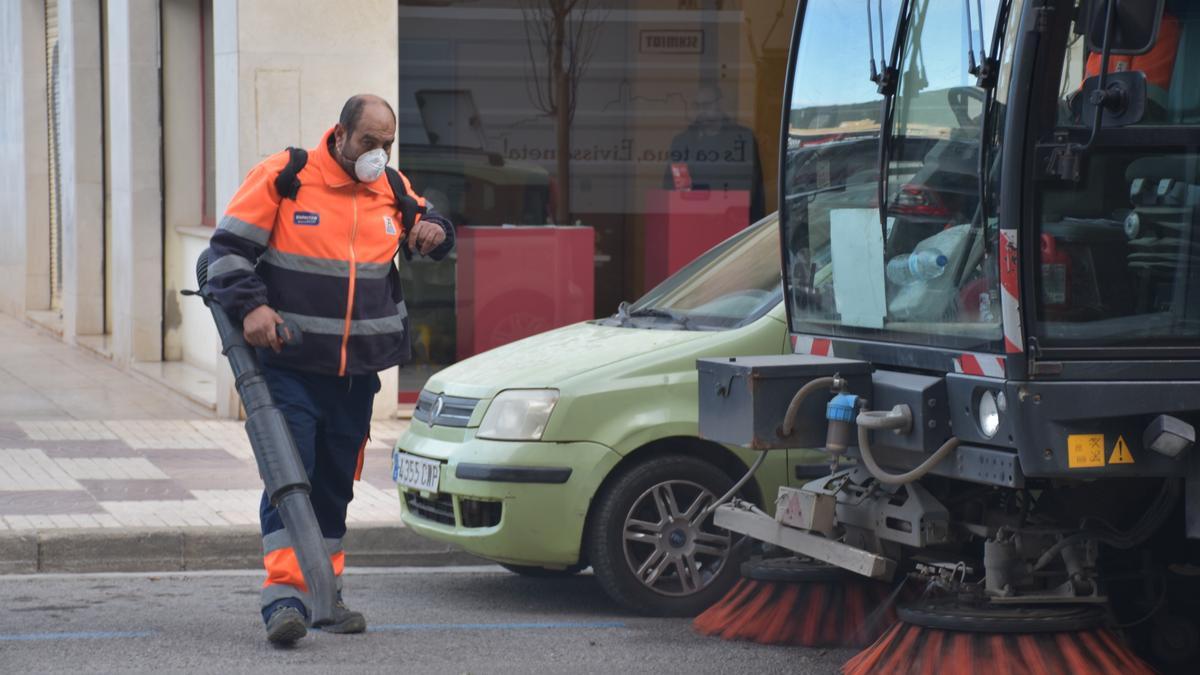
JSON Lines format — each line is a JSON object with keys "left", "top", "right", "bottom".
{"left": 456, "top": 226, "right": 595, "bottom": 360}
{"left": 643, "top": 189, "right": 750, "bottom": 290}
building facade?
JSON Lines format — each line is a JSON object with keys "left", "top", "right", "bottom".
{"left": 0, "top": 0, "right": 794, "bottom": 418}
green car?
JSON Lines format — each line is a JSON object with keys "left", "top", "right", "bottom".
{"left": 393, "top": 214, "right": 816, "bottom": 616}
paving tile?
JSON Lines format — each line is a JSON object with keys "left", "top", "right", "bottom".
{"left": 39, "top": 440, "right": 144, "bottom": 458}
{"left": 347, "top": 481, "right": 402, "bottom": 524}
{"left": 78, "top": 479, "right": 195, "bottom": 501}
{"left": 189, "top": 489, "right": 262, "bottom": 526}
{"left": 140, "top": 447, "right": 261, "bottom": 491}
{"left": 105, "top": 420, "right": 221, "bottom": 449}
{"left": 0, "top": 490, "right": 103, "bottom": 515}
{"left": 100, "top": 499, "right": 232, "bottom": 528}
{"left": 54, "top": 457, "right": 169, "bottom": 480}
{"left": 0, "top": 449, "right": 85, "bottom": 490}
{"left": 17, "top": 420, "right": 119, "bottom": 441}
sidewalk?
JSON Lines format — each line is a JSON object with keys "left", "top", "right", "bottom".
{"left": 0, "top": 314, "right": 474, "bottom": 572}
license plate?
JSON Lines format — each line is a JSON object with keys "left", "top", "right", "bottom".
{"left": 393, "top": 450, "right": 441, "bottom": 493}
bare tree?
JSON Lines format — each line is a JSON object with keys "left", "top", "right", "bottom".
{"left": 521, "top": 0, "right": 606, "bottom": 224}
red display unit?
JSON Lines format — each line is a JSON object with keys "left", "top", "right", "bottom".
{"left": 643, "top": 189, "right": 750, "bottom": 290}
{"left": 456, "top": 225, "right": 595, "bottom": 360}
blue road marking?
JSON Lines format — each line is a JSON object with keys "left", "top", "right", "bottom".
{"left": 0, "top": 630, "right": 156, "bottom": 642}
{"left": 365, "top": 621, "right": 626, "bottom": 632}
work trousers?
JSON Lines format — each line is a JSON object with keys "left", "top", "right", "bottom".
{"left": 258, "top": 363, "right": 379, "bottom": 613}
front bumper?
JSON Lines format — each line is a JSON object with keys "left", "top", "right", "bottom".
{"left": 394, "top": 424, "right": 621, "bottom": 566}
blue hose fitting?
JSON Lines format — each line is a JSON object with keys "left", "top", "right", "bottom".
{"left": 825, "top": 393, "right": 859, "bottom": 454}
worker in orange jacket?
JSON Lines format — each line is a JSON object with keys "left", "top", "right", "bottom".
{"left": 207, "top": 94, "right": 453, "bottom": 645}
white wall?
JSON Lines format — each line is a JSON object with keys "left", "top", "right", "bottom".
{"left": 106, "top": 0, "right": 163, "bottom": 365}
{"left": 0, "top": 0, "right": 51, "bottom": 318}
{"left": 59, "top": 0, "right": 106, "bottom": 340}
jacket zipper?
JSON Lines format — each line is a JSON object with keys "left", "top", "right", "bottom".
{"left": 340, "top": 186, "right": 359, "bottom": 376}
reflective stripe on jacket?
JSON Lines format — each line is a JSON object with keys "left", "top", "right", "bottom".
{"left": 207, "top": 126, "right": 454, "bottom": 376}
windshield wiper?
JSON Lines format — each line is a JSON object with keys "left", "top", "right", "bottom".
{"left": 968, "top": 0, "right": 1014, "bottom": 251}
{"left": 868, "top": 0, "right": 915, "bottom": 231}
{"left": 628, "top": 307, "right": 693, "bottom": 329}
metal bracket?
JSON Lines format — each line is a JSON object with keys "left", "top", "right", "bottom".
{"left": 714, "top": 503, "right": 897, "bottom": 580}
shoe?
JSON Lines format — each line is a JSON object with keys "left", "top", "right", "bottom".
{"left": 320, "top": 600, "right": 367, "bottom": 634}
{"left": 265, "top": 605, "right": 307, "bottom": 645}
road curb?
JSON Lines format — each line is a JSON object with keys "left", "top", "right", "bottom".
{"left": 0, "top": 524, "right": 482, "bottom": 574}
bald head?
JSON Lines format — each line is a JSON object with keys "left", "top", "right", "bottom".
{"left": 333, "top": 94, "right": 397, "bottom": 181}
{"left": 338, "top": 94, "right": 396, "bottom": 137}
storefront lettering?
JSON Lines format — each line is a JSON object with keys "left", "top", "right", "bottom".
{"left": 502, "top": 137, "right": 750, "bottom": 164}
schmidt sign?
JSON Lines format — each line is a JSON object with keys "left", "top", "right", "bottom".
{"left": 639, "top": 30, "right": 704, "bottom": 54}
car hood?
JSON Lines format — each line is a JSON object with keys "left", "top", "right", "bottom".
{"left": 424, "top": 322, "right": 711, "bottom": 400}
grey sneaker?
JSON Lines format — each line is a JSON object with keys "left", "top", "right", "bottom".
{"left": 265, "top": 605, "right": 307, "bottom": 645}
{"left": 321, "top": 601, "right": 366, "bottom": 634}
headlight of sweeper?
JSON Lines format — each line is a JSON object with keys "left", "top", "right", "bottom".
{"left": 477, "top": 389, "right": 560, "bottom": 441}
{"left": 978, "top": 390, "right": 1001, "bottom": 439}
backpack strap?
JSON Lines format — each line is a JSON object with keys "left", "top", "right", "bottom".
{"left": 385, "top": 167, "right": 428, "bottom": 231}
{"left": 274, "top": 147, "right": 308, "bottom": 201}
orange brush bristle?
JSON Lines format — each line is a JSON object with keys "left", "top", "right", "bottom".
{"left": 843, "top": 623, "right": 1156, "bottom": 675}
{"left": 693, "top": 557, "right": 903, "bottom": 648}
{"left": 844, "top": 601, "right": 1157, "bottom": 675}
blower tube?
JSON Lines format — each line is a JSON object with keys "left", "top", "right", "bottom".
{"left": 193, "top": 248, "right": 337, "bottom": 625}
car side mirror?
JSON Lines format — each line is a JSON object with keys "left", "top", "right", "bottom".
{"left": 1080, "top": 70, "right": 1147, "bottom": 128}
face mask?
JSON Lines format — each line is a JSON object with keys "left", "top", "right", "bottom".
{"left": 352, "top": 148, "right": 387, "bottom": 182}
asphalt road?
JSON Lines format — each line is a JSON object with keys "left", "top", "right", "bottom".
{"left": 0, "top": 566, "right": 852, "bottom": 673}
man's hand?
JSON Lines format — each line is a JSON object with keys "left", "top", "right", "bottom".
{"left": 243, "top": 305, "right": 288, "bottom": 353}
{"left": 408, "top": 219, "right": 447, "bottom": 255}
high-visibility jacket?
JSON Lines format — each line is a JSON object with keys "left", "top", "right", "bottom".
{"left": 1086, "top": 11, "right": 1181, "bottom": 95}
{"left": 207, "top": 126, "right": 454, "bottom": 376}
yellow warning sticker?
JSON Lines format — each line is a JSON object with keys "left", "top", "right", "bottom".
{"left": 1068, "top": 434, "right": 1106, "bottom": 468}
{"left": 1109, "top": 436, "right": 1134, "bottom": 464}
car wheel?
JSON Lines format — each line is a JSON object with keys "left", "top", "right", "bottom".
{"left": 587, "top": 454, "right": 746, "bottom": 617}
{"left": 498, "top": 563, "right": 585, "bottom": 578}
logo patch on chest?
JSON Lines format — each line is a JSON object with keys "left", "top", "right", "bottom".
{"left": 293, "top": 211, "right": 320, "bottom": 226}
{"left": 383, "top": 215, "right": 397, "bottom": 235}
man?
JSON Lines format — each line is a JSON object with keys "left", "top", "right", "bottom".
{"left": 207, "top": 94, "right": 453, "bottom": 645}
{"left": 662, "top": 84, "right": 766, "bottom": 223}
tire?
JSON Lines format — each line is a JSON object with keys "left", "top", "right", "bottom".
{"left": 498, "top": 563, "right": 585, "bottom": 578}
{"left": 586, "top": 454, "right": 747, "bottom": 617}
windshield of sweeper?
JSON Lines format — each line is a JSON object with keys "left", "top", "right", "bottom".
{"left": 781, "top": 0, "right": 1018, "bottom": 351}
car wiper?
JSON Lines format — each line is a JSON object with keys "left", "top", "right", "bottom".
{"left": 628, "top": 307, "right": 693, "bottom": 329}
{"left": 868, "top": 0, "right": 915, "bottom": 231}
{"left": 613, "top": 300, "right": 633, "bottom": 326}
{"left": 967, "top": 0, "right": 1014, "bottom": 250}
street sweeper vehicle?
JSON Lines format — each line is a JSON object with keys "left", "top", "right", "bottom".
{"left": 694, "top": 0, "right": 1200, "bottom": 671}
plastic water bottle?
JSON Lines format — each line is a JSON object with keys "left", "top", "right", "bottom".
{"left": 886, "top": 249, "right": 948, "bottom": 285}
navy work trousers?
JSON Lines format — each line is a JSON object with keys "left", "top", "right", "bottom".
{"left": 257, "top": 363, "right": 379, "bottom": 614}
{"left": 258, "top": 363, "right": 379, "bottom": 541}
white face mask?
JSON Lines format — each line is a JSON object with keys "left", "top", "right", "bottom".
{"left": 354, "top": 148, "right": 388, "bottom": 182}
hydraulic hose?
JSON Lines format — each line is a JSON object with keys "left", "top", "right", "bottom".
{"left": 1033, "top": 478, "right": 1181, "bottom": 571}
{"left": 781, "top": 376, "right": 839, "bottom": 438}
{"left": 855, "top": 405, "right": 961, "bottom": 485}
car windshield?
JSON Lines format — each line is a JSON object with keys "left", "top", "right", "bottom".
{"left": 624, "top": 214, "right": 782, "bottom": 330}
{"left": 781, "top": 0, "right": 1014, "bottom": 351}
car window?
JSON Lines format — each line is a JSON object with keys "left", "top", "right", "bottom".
{"left": 630, "top": 214, "right": 782, "bottom": 330}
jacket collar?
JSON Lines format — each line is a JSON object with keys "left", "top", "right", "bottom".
{"left": 312, "top": 126, "right": 393, "bottom": 198}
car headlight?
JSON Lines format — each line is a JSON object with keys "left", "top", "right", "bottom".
{"left": 477, "top": 389, "right": 560, "bottom": 441}
{"left": 978, "top": 390, "right": 1002, "bottom": 438}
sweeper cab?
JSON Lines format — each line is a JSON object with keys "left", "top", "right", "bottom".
{"left": 698, "top": 0, "right": 1200, "bottom": 668}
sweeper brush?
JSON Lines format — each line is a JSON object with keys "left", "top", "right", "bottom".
{"left": 693, "top": 557, "right": 903, "bottom": 647}
{"left": 842, "top": 601, "right": 1156, "bottom": 675}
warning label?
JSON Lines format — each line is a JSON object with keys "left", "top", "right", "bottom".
{"left": 1068, "top": 434, "right": 1106, "bottom": 468}
{"left": 1109, "top": 436, "right": 1134, "bottom": 464}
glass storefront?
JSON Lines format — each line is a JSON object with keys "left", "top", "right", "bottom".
{"left": 394, "top": 0, "right": 797, "bottom": 394}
